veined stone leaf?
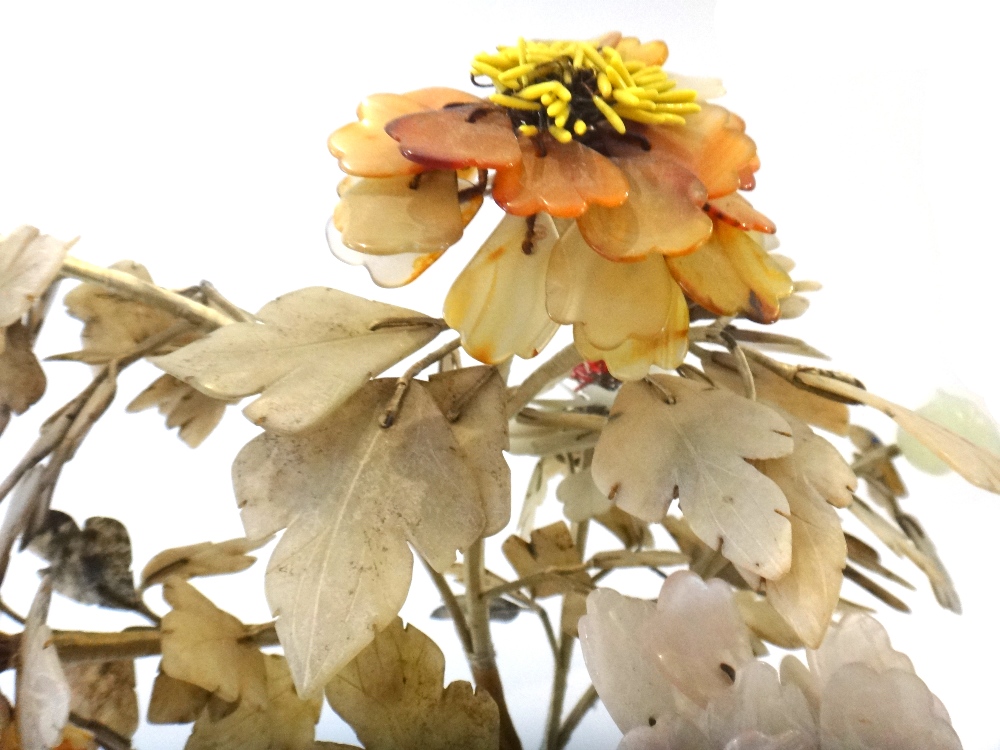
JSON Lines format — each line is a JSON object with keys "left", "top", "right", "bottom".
{"left": 325, "top": 618, "right": 499, "bottom": 750}
{"left": 16, "top": 577, "right": 71, "bottom": 750}
{"left": 140, "top": 535, "right": 272, "bottom": 591}
{"left": 0, "top": 322, "right": 46, "bottom": 433}
{"left": 425, "top": 367, "right": 510, "bottom": 537}
{"left": 186, "top": 655, "right": 322, "bottom": 750}
{"left": 160, "top": 579, "right": 267, "bottom": 710}
{"left": 152, "top": 287, "right": 442, "bottom": 434}
{"left": 0, "top": 226, "right": 72, "bottom": 337}
{"left": 592, "top": 375, "right": 794, "bottom": 579}
{"left": 757, "top": 417, "right": 855, "bottom": 648}
{"left": 232, "top": 378, "right": 485, "bottom": 696}
{"left": 64, "top": 660, "right": 139, "bottom": 740}
{"left": 126, "top": 374, "right": 231, "bottom": 448}
{"left": 501, "top": 521, "right": 590, "bottom": 599}
{"left": 798, "top": 371, "right": 1000, "bottom": 494}
{"left": 62, "top": 261, "right": 190, "bottom": 361}
{"left": 702, "top": 353, "right": 849, "bottom": 436}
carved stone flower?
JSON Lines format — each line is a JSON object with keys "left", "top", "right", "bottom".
{"left": 327, "top": 34, "right": 792, "bottom": 378}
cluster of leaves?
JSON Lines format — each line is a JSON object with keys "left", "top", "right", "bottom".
{"left": 1, "top": 223, "right": 999, "bottom": 749}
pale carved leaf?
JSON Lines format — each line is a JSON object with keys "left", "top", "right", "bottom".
{"left": 325, "top": 618, "right": 499, "bottom": 750}
{"left": 798, "top": 372, "right": 1000, "bottom": 494}
{"left": 16, "top": 577, "right": 71, "bottom": 750}
{"left": 517, "top": 454, "right": 568, "bottom": 536}
{"left": 756, "top": 416, "right": 854, "bottom": 647}
{"left": 186, "top": 655, "right": 322, "bottom": 750}
{"left": 62, "top": 260, "right": 193, "bottom": 360}
{"left": 152, "top": 287, "right": 442, "bottom": 434}
{"left": 425, "top": 367, "right": 510, "bottom": 537}
{"left": 0, "top": 226, "right": 72, "bottom": 333}
{"left": 160, "top": 579, "right": 268, "bottom": 709}
{"left": 147, "top": 671, "right": 211, "bottom": 724}
{"left": 501, "top": 521, "right": 590, "bottom": 599}
{"left": 557, "top": 469, "right": 613, "bottom": 522}
{"left": 232, "top": 378, "right": 485, "bottom": 696}
{"left": 64, "top": 660, "right": 139, "bottom": 739}
{"left": 126, "top": 374, "right": 230, "bottom": 448}
{"left": 0, "top": 322, "right": 46, "bottom": 431}
{"left": 592, "top": 375, "right": 794, "bottom": 579}
{"left": 140, "top": 535, "right": 272, "bottom": 591}
{"left": 702, "top": 353, "right": 848, "bottom": 436}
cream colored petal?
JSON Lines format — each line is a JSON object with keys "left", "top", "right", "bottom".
{"left": 336, "top": 171, "right": 463, "bottom": 256}
{"left": 577, "top": 151, "right": 712, "bottom": 260}
{"left": 444, "top": 213, "right": 559, "bottom": 364}
{"left": 669, "top": 74, "right": 726, "bottom": 100}
{"left": 327, "top": 222, "right": 442, "bottom": 288}
{"left": 667, "top": 221, "right": 793, "bottom": 324}
{"left": 572, "top": 279, "right": 688, "bottom": 382}
{"left": 547, "top": 224, "right": 673, "bottom": 349}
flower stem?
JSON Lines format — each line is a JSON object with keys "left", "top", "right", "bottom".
{"left": 380, "top": 337, "right": 462, "bottom": 427}
{"left": 554, "top": 684, "right": 599, "bottom": 750}
{"left": 60, "top": 256, "right": 234, "bottom": 330}
{"left": 543, "top": 519, "right": 589, "bottom": 750}
{"left": 419, "top": 554, "right": 473, "bottom": 655}
{"left": 506, "top": 344, "right": 583, "bottom": 418}
{"left": 465, "top": 538, "right": 522, "bottom": 750}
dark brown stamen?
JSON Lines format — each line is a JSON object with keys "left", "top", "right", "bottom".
{"left": 408, "top": 174, "right": 423, "bottom": 190}
{"left": 522, "top": 214, "right": 538, "bottom": 255}
{"left": 466, "top": 106, "right": 495, "bottom": 123}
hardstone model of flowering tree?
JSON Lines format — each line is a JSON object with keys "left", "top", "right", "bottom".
{"left": 1, "top": 30, "right": 998, "bottom": 750}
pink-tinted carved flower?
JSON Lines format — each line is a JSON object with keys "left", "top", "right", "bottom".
{"left": 327, "top": 35, "right": 792, "bottom": 378}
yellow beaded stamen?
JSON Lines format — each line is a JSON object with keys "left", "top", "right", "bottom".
{"left": 472, "top": 38, "right": 699, "bottom": 142}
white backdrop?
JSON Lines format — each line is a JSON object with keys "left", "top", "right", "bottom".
{"left": 2, "top": 1, "right": 999, "bottom": 748}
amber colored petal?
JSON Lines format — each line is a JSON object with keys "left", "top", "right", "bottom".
{"left": 739, "top": 155, "right": 760, "bottom": 190}
{"left": 572, "top": 281, "right": 689, "bottom": 381}
{"left": 385, "top": 104, "right": 521, "bottom": 171}
{"left": 328, "top": 94, "right": 426, "bottom": 178}
{"left": 667, "top": 221, "right": 793, "bottom": 324}
{"left": 670, "top": 74, "right": 726, "bottom": 100}
{"left": 644, "top": 103, "right": 759, "bottom": 199}
{"left": 547, "top": 224, "right": 673, "bottom": 349}
{"left": 326, "top": 220, "right": 441, "bottom": 288}
{"left": 404, "top": 87, "right": 482, "bottom": 109}
{"left": 335, "top": 171, "right": 464, "bottom": 256}
{"left": 706, "top": 193, "right": 776, "bottom": 234}
{"left": 492, "top": 137, "right": 629, "bottom": 219}
{"left": 445, "top": 213, "right": 560, "bottom": 364}
{"left": 615, "top": 37, "right": 669, "bottom": 66}
{"left": 576, "top": 151, "right": 711, "bottom": 260}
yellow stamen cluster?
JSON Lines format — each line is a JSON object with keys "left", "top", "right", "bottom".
{"left": 471, "top": 38, "right": 700, "bottom": 143}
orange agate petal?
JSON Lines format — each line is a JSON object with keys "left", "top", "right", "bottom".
{"left": 576, "top": 151, "right": 712, "bottom": 260}
{"left": 615, "top": 36, "right": 669, "bottom": 67}
{"left": 645, "top": 104, "right": 759, "bottom": 199}
{"left": 492, "top": 137, "right": 630, "bottom": 218}
{"left": 705, "top": 193, "right": 776, "bottom": 234}
{"left": 328, "top": 94, "right": 427, "bottom": 177}
{"left": 667, "top": 221, "right": 793, "bottom": 324}
{"left": 547, "top": 224, "right": 674, "bottom": 349}
{"left": 444, "top": 213, "right": 560, "bottom": 364}
{"left": 385, "top": 104, "right": 521, "bottom": 171}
